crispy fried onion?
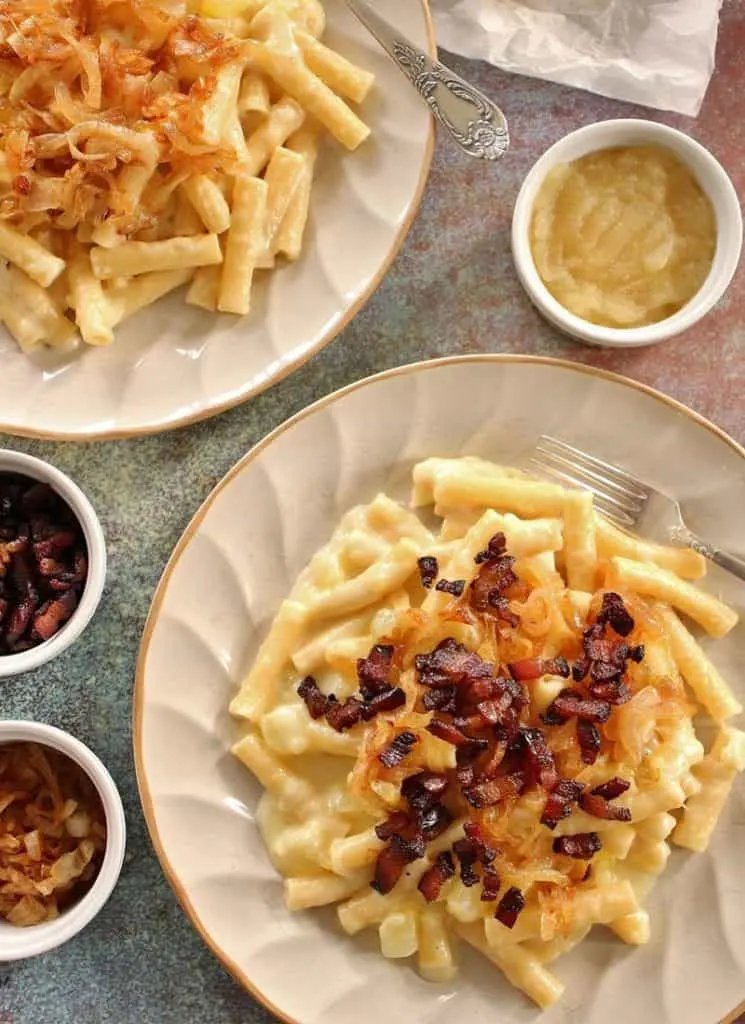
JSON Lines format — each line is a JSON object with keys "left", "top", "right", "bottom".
{"left": 0, "top": 742, "right": 106, "bottom": 925}
{"left": 0, "top": 0, "right": 245, "bottom": 230}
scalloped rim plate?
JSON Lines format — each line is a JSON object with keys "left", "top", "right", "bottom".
{"left": 0, "top": 0, "right": 434, "bottom": 440}
{"left": 135, "top": 355, "right": 745, "bottom": 1024}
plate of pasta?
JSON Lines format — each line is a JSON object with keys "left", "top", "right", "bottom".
{"left": 0, "top": 0, "right": 433, "bottom": 438}
{"left": 135, "top": 355, "right": 745, "bottom": 1024}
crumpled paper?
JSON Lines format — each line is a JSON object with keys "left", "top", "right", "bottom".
{"left": 429, "top": 0, "right": 723, "bottom": 116}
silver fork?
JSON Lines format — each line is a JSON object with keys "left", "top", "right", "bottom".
{"left": 529, "top": 436, "right": 745, "bottom": 583}
{"left": 343, "top": 0, "right": 509, "bottom": 161}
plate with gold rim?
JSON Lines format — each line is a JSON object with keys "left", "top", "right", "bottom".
{"left": 135, "top": 355, "right": 745, "bottom": 1024}
{"left": 0, "top": 0, "right": 434, "bottom": 440}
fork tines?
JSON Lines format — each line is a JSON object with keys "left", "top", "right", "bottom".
{"left": 528, "top": 436, "right": 648, "bottom": 529}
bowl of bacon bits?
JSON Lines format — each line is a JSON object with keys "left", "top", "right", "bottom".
{"left": 0, "top": 721, "right": 125, "bottom": 959}
{"left": 0, "top": 451, "right": 106, "bottom": 677}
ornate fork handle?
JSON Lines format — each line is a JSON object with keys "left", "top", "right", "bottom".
{"left": 344, "top": 0, "right": 509, "bottom": 161}
{"left": 672, "top": 527, "right": 745, "bottom": 584}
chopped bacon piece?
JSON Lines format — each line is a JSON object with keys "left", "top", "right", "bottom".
{"left": 401, "top": 771, "right": 449, "bottom": 807}
{"left": 597, "top": 592, "right": 635, "bottom": 636}
{"left": 418, "top": 804, "right": 453, "bottom": 840}
{"left": 297, "top": 677, "right": 329, "bottom": 720}
{"left": 456, "top": 764, "right": 475, "bottom": 789}
{"left": 629, "top": 644, "right": 645, "bottom": 663}
{"left": 417, "top": 556, "right": 439, "bottom": 589}
{"left": 435, "top": 578, "right": 465, "bottom": 597}
{"left": 452, "top": 839, "right": 480, "bottom": 887}
{"left": 30, "top": 590, "right": 77, "bottom": 642}
{"left": 553, "top": 833, "right": 602, "bottom": 859}
{"left": 488, "top": 596, "right": 520, "bottom": 628}
{"left": 356, "top": 643, "right": 394, "bottom": 699}
{"left": 475, "top": 532, "right": 507, "bottom": 564}
{"left": 422, "top": 685, "right": 457, "bottom": 713}
{"left": 577, "top": 720, "right": 601, "bottom": 765}
{"left": 541, "top": 779, "right": 584, "bottom": 829}
{"left": 463, "top": 772, "right": 525, "bottom": 808}
{"left": 361, "top": 687, "right": 406, "bottom": 719}
{"left": 579, "top": 793, "right": 632, "bottom": 822}
{"left": 518, "top": 728, "right": 559, "bottom": 790}
{"left": 378, "top": 731, "right": 418, "bottom": 768}
{"left": 507, "top": 658, "right": 544, "bottom": 681}
{"left": 326, "top": 697, "right": 365, "bottom": 732}
{"left": 417, "top": 852, "right": 455, "bottom": 902}
{"left": 371, "top": 834, "right": 425, "bottom": 894}
{"left": 495, "top": 886, "right": 525, "bottom": 929}
{"left": 591, "top": 777, "right": 631, "bottom": 800}
{"left": 545, "top": 689, "right": 612, "bottom": 724}
{"left": 588, "top": 679, "right": 632, "bottom": 705}
{"left": 476, "top": 692, "right": 514, "bottom": 726}
{"left": 426, "top": 719, "right": 488, "bottom": 759}
{"left": 470, "top": 555, "right": 518, "bottom": 614}
{"left": 481, "top": 868, "right": 501, "bottom": 901}
{"left": 374, "top": 812, "right": 410, "bottom": 842}
{"left": 572, "top": 654, "right": 590, "bottom": 682}
{"left": 463, "top": 821, "right": 497, "bottom": 865}
{"left": 415, "top": 639, "right": 493, "bottom": 689}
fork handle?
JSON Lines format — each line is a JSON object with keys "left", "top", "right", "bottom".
{"left": 675, "top": 528, "right": 745, "bottom": 584}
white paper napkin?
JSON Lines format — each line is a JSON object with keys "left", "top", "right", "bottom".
{"left": 430, "top": 0, "right": 723, "bottom": 116}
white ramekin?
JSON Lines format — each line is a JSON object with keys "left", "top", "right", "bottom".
{"left": 0, "top": 450, "right": 106, "bottom": 678}
{"left": 511, "top": 119, "right": 743, "bottom": 348}
{"left": 0, "top": 721, "right": 126, "bottom": 960}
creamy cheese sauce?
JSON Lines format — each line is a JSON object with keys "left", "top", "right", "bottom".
{"left": 530, "top": 145, "right": 716, "bottom": 328}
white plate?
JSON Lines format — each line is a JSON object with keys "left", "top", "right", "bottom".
{"left": 0, "top": 0, "right": 433, "bottom": 440}
{"left": 135, "top": 356, "right": 745, "bottom": 1024}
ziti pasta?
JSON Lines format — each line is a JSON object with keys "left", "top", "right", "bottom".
{"left": 0, "top": 0, "right": 374, "bottom": 353}
{"left": 229, "top": 460, "right": 743, "bottom": 1009}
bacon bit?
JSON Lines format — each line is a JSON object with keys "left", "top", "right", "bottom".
{"left": 371, "top": 834, "right": 426, "bottom": 894}
{"left": 426, "top": 718, "right": 488, "bottom": 755}
{"left": 361, "top": 687, "right": 406, "bottom": 719}
{"left": 401, "top": 771, "right": 449, "bottom": 807}
{"left": 518, "top": 728, "right": 558, "bottom": 790}
{"left": 357, "top": 644, "right": 394, "bottom": 700}
{"left": 508, "top": 656, "right": 570, "bottom": 682}
{"left": 481, "top": 868, "right": 501, "bottom": 901}
{"left": 422, "top": 685, "right": 457, "bottom": 713}
{"left": 476, "top": 693, "right": 513, "bottom": 726}
{"left": 378, "top": 731, "right": 418, "bottom": 768}
{"left": 297, "top": 677, "right": 329, "bottom": 720}
{"left": 495, "top": 886, "right": 525, "bottom": 928}
{"left": 588, "top": 679, "right": 632, "bottom": 705}
{"left": 463, "top": 821, "right": 497, "bottom": 864}
{"left": 456, "top": 764, "right": 475, "bottom": 789}
{"left": 417, "top": 557, "right": 439, "bottom": 589}
{"left": 544, "top": 689, "right": 612, "bottom": 724}
{"left": 415, "top": 638, "right": 493, "bottom": 689}
{"left": 417, "top": 852, "right": 455, "bottom": 902}
{"left": 326, "top": 697, "right": 365, "bottom": 733}
{"left": 435, "top": 578, "right": 466, "bottom": 597}
{"left": 475, "top": 532, "right": 508, "bottom": 564}
{"left": 463, "top": 772, "right": 525, "bottom": 808}
{"left": 572, "top": 654, "right": 590, "bottom": 682}
{"left": 579, "top": 793, "right": 632, "bottom": 822}
{"left": 577, "top": 720, "right": 601, "bottom": 765}
{"left": 452, "top": 838, "right": 480, "bottom": 887}
{"left": 374, "top": 812, "right": 410, "bottom": 842}
{"left": 417, "top": 804, "right": 453, "bottom": 840}
{"left": 470, "top": 554, "right": 518, "bottom": 615}
{"left": 541, "top": 779, "right": 584, "bottom": 829}
{"left": 591, "top": 777, "right": 631, "bottom": 800}
{"left": 597, "top": 592, "right": 635, "bottom": 636}
{"left": 553, "top": 833, "right": 602, "bottom": 859}
{"left": 30, "top": 590, "right": 77, "bottom": 642}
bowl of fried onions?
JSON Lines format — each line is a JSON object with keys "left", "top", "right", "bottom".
{"left": 0, "top": 721, "right": 125, "bottom": 959}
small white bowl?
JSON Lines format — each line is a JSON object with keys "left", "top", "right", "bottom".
{"left": 511, "top": 119, "right": 743, "bottom": 347}
{"left": 0, "top": 721, "right": 126, "bottom": 960}
{"left": 0, "top": 450, "right": 106, "bottom": 678}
